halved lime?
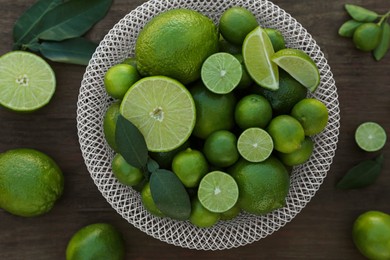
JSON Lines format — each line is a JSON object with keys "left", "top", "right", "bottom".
{"left": 242, "top": 26, "right": 279, "bottom": 90}
{"left": 201, "top": 52, "right": 242, "bottom": 94}
{"left": 198, "top": 171, "right": 239, "bottom": 213}
{"left": 355, "top": 122, "right": 387, "bottom": 152}
{"left": 271, "top": 48, "right": 320, "bottom": 92}
{"left": 0, "top": 51, "right": 56, "bottom": 112}
{"left": 237, "top": 127, "right": 274, "bottom": 162}
{"left": 120, "top": 76, "right": 196, "bottom": 152}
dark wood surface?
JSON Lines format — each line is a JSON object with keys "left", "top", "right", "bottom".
{"left": 1, "top": 0, "right": 389, "bottom": 259}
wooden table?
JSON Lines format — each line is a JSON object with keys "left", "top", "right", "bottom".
{"left": 1, "top": 0, "right": 389, "bottom": 259}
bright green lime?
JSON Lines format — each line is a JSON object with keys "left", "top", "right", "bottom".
{"left": 355, "top": 122, "right": 387, "bottom": 152}
{"left": 237, "top": 127, "right": 274, "bottom": 163}
{"left": 120, "top": 76, "right": 196, "bottom": 152}
{"left": 198, "top": 171, "right": 239, "bottom": 213}
{"left": 201, "top": 52, "right": 242, "bottom": 94}
{"left": 264, "top": 28, "right": 286, "bottom": 52}
{"left": 103, "top": 101, "right": 121, "bottom": 152}
{"left": 111, "top": 153, "right": 144, "bottom": 187}
{"left": 203, "top": 130, "right": 239, "bottom": 167}
{"left": 0, "top": 51, "right": 56, "bottom": 112}
{"left": 234, "top": 94, "right": 273, "bottom": 129}
{"left": 141, "top": 182, "right": 164, "bottom": 217}
{"left": 189, "top": 197, "right": 220, "bottom": 228}
{"left": 104, "top": 63, "right": 140, "bottom": 100}
{"left": 353, "top": 23, "right": 382, "bottom": 52}
{"left": 278, "top": 136, "right": 314, "bottom": 166}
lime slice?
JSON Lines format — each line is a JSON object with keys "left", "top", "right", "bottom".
{"left": 242, "top": 26, "right": 279, "bottom": 90}
{"left": 237, "top": 127, "right": 274, "bottom": 162}
{"left": 201, "top": 52, "right": 242, "bottom": 94}
{"left": 355, "top": 122, "right": 387, "bottom": 152}
{"left": 0, "top": 51, "right": 56, "bottom": 112}
{"left": 198, "top": 171, "right": 239, "bottom": 213}
{"left": 271, "top": 48, "right": 320, "bottom": 92}
{"left": 120, "top": 76, "right": 196, "bottom": 152}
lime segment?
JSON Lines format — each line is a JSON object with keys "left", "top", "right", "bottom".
{"left": 271, "top": 48, "right": 320, "bottom": 92}
{"left": 120, "top": 76, "right": 196, "bottom": 152}
{"left": 201, "top": 52, "right": 242, "bottom": 94}
{"left": 198, "top": 171, "right": 239, "bottom": 213}
{"left": 355, "top": 122, "right": 387, "bottom": 152}
{"left": 242, "top": 26, "right": 279, "bottom": 90}
{"left": 237, "top": 128, "right": 274, "bottom": 162}
{"left": 0, "top": 51, "right": 56, "bottom": 112}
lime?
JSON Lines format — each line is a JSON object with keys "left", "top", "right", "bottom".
{"left": 271, "top": 48, "right": 320, "bottom": 92}
{"left": 0, "top": 148, "right": 63, "bottom": 217}
{"left": 264, "top": 28, "right": 286, "bottom": 52}
{"left": 172, "top": 148, "right": 208, "bottom": 188}
{"left": 278, "top": 136, "right": 314, "bottom": 166}
{"left": 66, "top": 223, "right": 125, "bottom": 260}
{"left": 219, "top": 7, "right": 258, "bottom": 46}
{"left": 135, "top": 9, "right": 219, "bottom": 84}
{"left": 220, "top": 203, "right": 241, "bottom": 220}
{"left": 229, "top": 157, "right": 290, "bottom": 215}
{"left": 189, "top": 197, "right": 220, "bottom": 228}
{"left": 242, "top": 26, "right": 279, "bottom": 90}
{"left": 111, "top": 153, "right": 144, "bottom": 187}
{"left": 201, "top": 52, "right": 242, "bottom": 94}
{"left": 103, "top": 101, "right": 121, "bottom": 152}
{"left": 267, "top": 115, "right": 305, "bottom": 153}
{"left": 141, "top": 182, "right": 164, "bottom": 217}
{"left": 120, "top": 76, "right": 196, "bottom": 152}
{"left": 353, "top": 23, "right": 382, "bottom": 52}
{"left": 121, "top": 57, "right": 137, "bottom": 68}
{"left": 203, "top": 130, "right": 239, "bottom": 167}
{"left": 355, "top": 122, "right": 387, "bottom": 152}
{"left": 198, "top": 171, "right": 239, "bottom": 213}
{"left": 149, "top": 140, "right": 190, "bottom": 170}
{"left": 233, "top": 53, "right": 253, "bottom": 89}
{"left": 104, "top": 63, "right": 140, "bottom": 100}
{"left": 234, "top": 94, "right": 273, "bottom": 129}
{"left": 291, "top": 98, "right": 329, "bottom": 136}
{"left": 0, "top": 51, "right": 56, "bottom": 112}
{"left": 237, "top": 128, "right": 274, "bottom": 163}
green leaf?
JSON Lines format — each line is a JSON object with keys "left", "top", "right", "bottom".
{"left": 345, "top": 4, "right": 379, "bottom": 22}
{"left": 115, "top": 115, "right": 148, "bottom": 169}
{"left": 39, "top": 37, "right": 97, "bottom": 65}
{"left": 336, "top": 154, "right": 384, "bottom": 189}
{"left": 13, "top": 0, "right": 63, "bottom": 49}
{"left": 338, "top": 20, "right": 363, "bottom": 37}
{"left": 150, "top": 169, "right": 191, "bottom": 220}
{"left": 373, "top": 22, "right": 390, "bottom": 61}
{"left": 147, "top": 158, "right": 160, "bottom": 174}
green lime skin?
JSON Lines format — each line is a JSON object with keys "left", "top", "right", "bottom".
{"left": 203, "top": 130, "right": 239, "bottom": 168}
{"left": 141, "top": 182, "right": 164, "bottom": 217}
{"left": 233, "top": 54, "right": 254, "bottom": 90}
{"left": 264, "top": 28, "right": 286, "bottom": 52}
{"left": 0, "top": 148, "right": 64, "bottom": 217}
{"left": 352, "top": 211, "right": 390, "bottom": 260}
{"left": 234, "top": 94, "right": 273, "bottom": 129}
{"left": 353, "top": 23, "right": 383, "bottom": 52}
{"left": 66, "top": 223, "right": 125, "bottom": 260}
{"left": 103, "top": 101, "right": 121, "bottom": 152}
{"left": 149, "top": 140, "right": 190, "bottom": 170}
{"left": 278, "top": 136, "right": 314, "bottom": 167}
{"left": 104, "top": 64, "right": 140, "bottom": 100}
{"left": 189, "top": 197, "right": 220, "bottom": 228}
{"left": 111, "top": 153, "right": 144, "bottom": 187}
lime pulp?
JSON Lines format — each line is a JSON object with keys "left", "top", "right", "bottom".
{"left": 237, "top": 127, "right": 274, "bottom": 162}
{"left": 355, "top": 122, "right": 387, "bottom": 152}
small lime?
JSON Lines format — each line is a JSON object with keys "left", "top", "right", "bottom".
{"left": 234, "top": 94, "right": 273, "bottom": 129}
{"left": 353, "top": 23, "right": 382, "bottom": 52}
{"left": 355, "top": 122, "right": 387, "bottom": 152}
{"left": 104, "top": 63, "right": 140, "bottom": 100}
{"left": 141, "top": 182, "right": 164, "bottom": 217}
{"left": 189, "top": 197, "right": 220, "bottom": 228}
{"left": 103, "top": 101, "right": 121, "bottom": 152}
{"left": 111, "top": 153, "right": 144, "bottom": 187}
{"left": 203, "top": 130, "right": 239, "bottom": 167}
{"left": 278, "top": 136, "right": 314, "bottom": 166}
{"left": 264, "top": 28, "right": 286, "bottom": 52}
{"left": 220, "top": 203, "right": 241, "bottom": 220}
{"left": 237, "top": 127, "right": 274, "bottom": 163}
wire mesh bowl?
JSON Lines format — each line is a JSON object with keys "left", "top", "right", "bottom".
{"left": 77, "top": 0, "right": 340, "bottom": 250}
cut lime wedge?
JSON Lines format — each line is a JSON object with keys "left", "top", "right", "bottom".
{"left": 237, "top": 127, "right": 274, "bottom": 162}
{"left": 242, "top": 26, "right": 279, "bottom": 90}
{"left": 355, "top": 122, "right": 387, "bottom": 152}
{"left": 120, "top": 76, "right": 196, "bottom": 152}
{"left": 198, "top": 171, "right": 239, "bottom": 213}
{"left": 0, "top": 51, "right": 56, "bottom": 112}
{"left": 271, "top": 48, "right": 320, "bottom": 92}
{"left": 201, "top": 52, "right": 242, "bottom": 94}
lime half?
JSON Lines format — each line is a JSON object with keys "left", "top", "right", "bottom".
{"left": 0, "top": 51, "right": 56, "bottom": 112}
{"left": 237, "top": 127, "right": 274, "bottom": 162}
{"left": 198, "top": 171, "right": 239, "bottom": 213}
{"left": 271, "top": 48, "right": 320, "bottom": 92}
{"left": 355, "top": 122, "right": 387, "bottom": 152}
{"left": 242, "top": 26, "right": 279, "bottom": 90}
{"left": 201, "top": 52, "right": 242, "bottom": 94}
{"left": 120, "top": 76, "right": 196, "bottom": 152}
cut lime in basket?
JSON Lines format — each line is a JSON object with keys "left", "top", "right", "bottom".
{"left": 120, "top": 76, "right": 196, "bottom": 152}
{"left": 355, "top": 122, "right": 387, "bottom": 152}
{"left": 237, "top": 127, "right": 274, "bottom": 162}
{"left": 0, "top": 51, "right": 56, "bottom": 112}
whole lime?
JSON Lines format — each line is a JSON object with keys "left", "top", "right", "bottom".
{"left": 234, "top": 94, "right": 273, "bottom": 129}
{"left": 203, "top": 130, "right": 239, "bottom": 168}
{"left": 353, "top": 23, "right": 382, "bottom": 52}
{"left": 189, "top": 197, "right": 220, "bottom": 228}
{"left": 103, "top": 101, "right": 121, "bottom": 152}
{"left": 0, "top": 148, "right": 64, "bottom": 217}
{"left": 111, "top": 153, "right": 144, "bottom": 187}
{"left": 66, "top": 223, "right": 125, "bottom": 260}
{"left": 135, "top": 9, "right": 219, "bottom": 84}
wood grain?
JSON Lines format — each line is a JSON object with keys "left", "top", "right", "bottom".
{"left": 1, "top": 0, "right": 389, "bottom": 259}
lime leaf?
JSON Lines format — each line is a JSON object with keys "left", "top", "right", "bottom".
{"left": 345, "top": 4, "right": 379, "bottom": 22}
{"left": 150, "top": 169, "right": 191, "bottom": 220}
{"left": 336, "top": 154, "right": 384, "bottom": 189}
{"left": 115, "top": 115, "right": 148, "bottom": 169}
{"left": 373, "top": 22, "right": 390, "bottom": 61}
{"left": 338, "top": 20, "right": 363, "bottom": 37}
{"left": 147, "top": 158, "right": 159, "bottom": 174}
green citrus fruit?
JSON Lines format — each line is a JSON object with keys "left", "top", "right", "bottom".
{"left": 66, "top": 223, "right": 125, "bottom": 260}
{"left": 219, "top": 7, "right": 258, "bottom": 46}
{"left": 0, "top": 51, "right": 56, "bottom": 112}
{"left": 104, "top": 63, "right": 140, "bottom": 100}
{"left": 203, "top": 130, "right": 239, "bottom": 168}
{"left": 353, "top": 23, "right": 382, "bottom": 52}
{"left": 141, "top": 182, "right": 164, "bottom": 217}
{"left": 278, "top": 136, "right": 314, "bottom": 166}
{"left": 121, "top": 57, "right": 137, "bottom": 68}
{"left": 229, "top": 157, "right": 290, "bottom": 215}
{"left": 234, "top": 94, "right": 273, "bottom": 129}
{"left": 135, "top": 9, "right": 219, "bottom": 84}
{"left": 189, "top": 197, "right": 220, "bottom": 228}
{"left": 120, "top": 76, "right": 196, "bottom": 152}
{"left": 0, "top": 148, "right": 63, "bottom": 217}
{"left": 111, "top": 153, "right": 144, "bottom": 187}
{"left": 172, "top": 148, "right": 208, "bottom": 188}
{"left": 264, "top": 28, "right": 286, "bottom": 52}
{"left": 149, "top": 140, "right": 190, "bottom": 170}
{"left": 103, "top": 101, "right": 121, "bottom": 152}
{"left": 355, "top": 122, "right": 387, "bottom": 152}
{"left": 352, "top": 210, "right": 390, "bottom": 260}
{"left": 237, "top": 127, "right": 274, "bottom": 163}
{"left": 220, "top": 203, "right": 241, "bottom": 220}
{"left": 233, "top": 53, "right": 253, "bottom": 89}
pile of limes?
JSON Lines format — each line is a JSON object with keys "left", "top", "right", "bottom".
{"left": 102, "top": 7, "right": 329, "bottom": 228}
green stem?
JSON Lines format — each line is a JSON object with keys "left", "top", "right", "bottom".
{"left": 378, "top": 10, "right": 390, "bottom": 25}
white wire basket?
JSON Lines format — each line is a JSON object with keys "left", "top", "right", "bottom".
{"left": 77, "top": 0, "right": 340, "bottom": 250}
